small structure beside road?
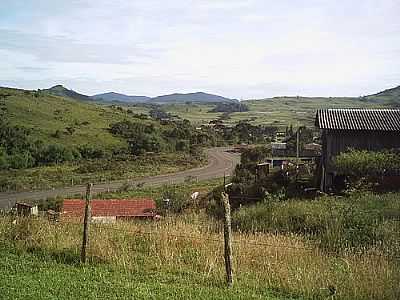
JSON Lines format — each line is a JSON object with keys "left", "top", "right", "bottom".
{"left": 16, "top": 202, "right": 39, "bottom": 217}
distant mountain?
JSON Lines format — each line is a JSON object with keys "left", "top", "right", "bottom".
{"left": 44, "top": 87, "right": 236, "bottom": 105}
{"left": 91, "top": 92, "right": 150, "bottom": 103}
{"left": 44, "top": 85, "right": 92, "bottom": 102}
{"left": 150, "top": 92, "right": 237, "bottom": 104}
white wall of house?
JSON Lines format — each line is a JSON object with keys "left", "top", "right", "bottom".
{"left": 92, "top": 216, "right": 116, "bottom": 223}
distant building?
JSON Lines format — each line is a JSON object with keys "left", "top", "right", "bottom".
{"left": 16, "top": 203, "right": 39, "bottom": 217}
{"left": 62, "top": 199, "right": 159, "bottom": 223}
{"left": 303, "top": 142, "right": 322, "bottom": 157}
{"left": 315, "top": 109, "right": 400, "bottom": 191}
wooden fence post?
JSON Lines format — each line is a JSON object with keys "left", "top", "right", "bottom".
{"left": 81, "top": 183, "right": 93, "bottom": 263}
{"left": 221, "top": 192, "right": 234, "bottom": 287}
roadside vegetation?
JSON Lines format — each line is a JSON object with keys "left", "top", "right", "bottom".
{"left": 0, "top": 206, "right": 399, "bottom": 300}
{"left": 2, "top": 164, "right": 400, "bottom": 299}
{"left": 0, "top": 152, "right": 204, "bottom": 192}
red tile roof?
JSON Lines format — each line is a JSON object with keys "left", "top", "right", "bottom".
{"left": 62, "top": 199, "right": 157, "bottom": 218}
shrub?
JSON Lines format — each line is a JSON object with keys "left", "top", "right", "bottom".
{"left": 38, "top": 144, "right": 74, "bottom": 164}
{"left": 52, "top": 130, "right": 63, "bottom": 138}
{"left": 78, "top": 144, "right": 108, "bottom": 159}
{"left": 334, "top": 149, "right": 400, "bottom": 190}
{"left": 0, "top": 149, "right": 9, "bottom": 169}
{"left": 176, "top": 139, "right": 190, "bottom": 152}
{"left": 8, "top": 152, "right": 35, "bottom": 169}
{"left": 160, "top": 185, "right": 191, "bottom": 214}
{"left": 232, "top": 192, "right": 400, "bottom": 254}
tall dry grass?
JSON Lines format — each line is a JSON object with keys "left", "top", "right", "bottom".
{"left": 0, "top": 215, "right": 398, "bottom": 300}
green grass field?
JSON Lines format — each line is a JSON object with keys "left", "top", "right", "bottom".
{"left": 0, "top": 244, "right": 285, "bottom": 300}
{"left": 160, "top": 96, "right": 389, "bottom": 127}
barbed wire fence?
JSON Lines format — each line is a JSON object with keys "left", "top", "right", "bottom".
{"left": 4, "top": 182, "right": 400, "bottom": 291}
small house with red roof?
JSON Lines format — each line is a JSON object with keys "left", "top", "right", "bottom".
{"left": 62, "top": 198, "right": 159, "bottom": 223}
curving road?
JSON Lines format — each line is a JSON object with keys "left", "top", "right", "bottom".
{"left": 0, "top": 147, "right": 240, "bottom": 210}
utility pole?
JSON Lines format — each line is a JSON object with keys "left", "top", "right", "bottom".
{"left": 81, "top": 183, "right": 93, "bottom": 263}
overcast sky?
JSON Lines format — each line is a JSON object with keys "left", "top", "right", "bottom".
{"left": 1, "top": 0, "right": 399, "bottom": 99}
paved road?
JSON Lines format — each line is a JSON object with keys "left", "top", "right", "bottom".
{"left": 0, "top": 147, "right": 240, "bottom": 210}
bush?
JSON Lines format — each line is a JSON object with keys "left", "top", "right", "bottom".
{"left": 8, "top": 152, "right": 35, "bottom": 169}
{"left": 0, "top": 149, "right": 9, "bottom": 169}
{"left": 176, "top": 139, "right": 190, "bottom": 152}
{"left": 232, "top": 192, "right": 400, "bottom": 254}
{"left": 159, "top": 185, "right": 191, "bottom": 214}
{"left": 38, "top": 144, "right": 75, "bottom": 164}
{"left": 128, "top": 134, "right": 164, "bottom": 155}
{"left": 78, "top": 144, "right": 108, "bottom": 159}
{"left": 334, "top": 149, "right": 400, "bottom": 190}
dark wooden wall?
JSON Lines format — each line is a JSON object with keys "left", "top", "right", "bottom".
{"left": 326, "top": 130, "right": 400, "bottom": 158}
{"left": 320, "top": 130, "right": 400, "bottom": 190}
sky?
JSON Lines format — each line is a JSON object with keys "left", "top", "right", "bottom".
{"left": 0, "top": 0, "right": 399, "bottom": 99}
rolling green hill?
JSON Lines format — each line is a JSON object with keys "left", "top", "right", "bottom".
{"left": 364, "top": 85, "right": 400, "bottom": 106}
{"left": 44, "top": 85, "right": 92, "bottom": 102}
{"left": 0, "top": 86, "right": 149, "bottom": 150}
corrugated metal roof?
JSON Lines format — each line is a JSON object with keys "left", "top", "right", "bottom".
{"left": 315, "top": 109, "right": 400, "bottom": 131}
{"left": 62, "top": 199, "right": 156, "bottom": 218}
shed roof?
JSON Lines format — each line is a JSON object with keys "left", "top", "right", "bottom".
{"left": 315, "top": 109, "right": 400, "bottom": 131}
{"left": 62, "top": 199, "right": 156, "bottom": 218}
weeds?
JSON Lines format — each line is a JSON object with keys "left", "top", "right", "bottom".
{"left": 0, "top": 210, "right": 398, "bottom": 300}
{"left": 232, "top": 192, "right": 400, "bottom": 256}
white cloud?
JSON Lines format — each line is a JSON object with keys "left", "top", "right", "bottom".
{"left": 0, "top": 0, "right": 399, "bottom": 98}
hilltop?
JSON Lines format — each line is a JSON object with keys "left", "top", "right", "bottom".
{"left": 91, "top": 92, "right": 150, "bottom": 103}
{"left": 364, "top": 85, "right": 400, "bottom": 106}
{"left": 150, "top": 92, "right": 237, "bottom": 104}
{"left": 44, "top": 85, "right": 92, "bottom": 102}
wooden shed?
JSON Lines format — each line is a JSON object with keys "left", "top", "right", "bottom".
{"left": 315, "top": 109, "right": 400, "bottom": 191}
{"left": 16, "top": 202, "right": 39, "bottom": 217}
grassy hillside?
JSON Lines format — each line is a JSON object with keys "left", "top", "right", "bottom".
{"left": 1, "top": 87, "right": 148, "bottom": 149}
{"left": 0, "top": 87, "right": 206, "bottom": 191}
{"left": 365, "top": 85, "right": 400, "bottom": 106}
